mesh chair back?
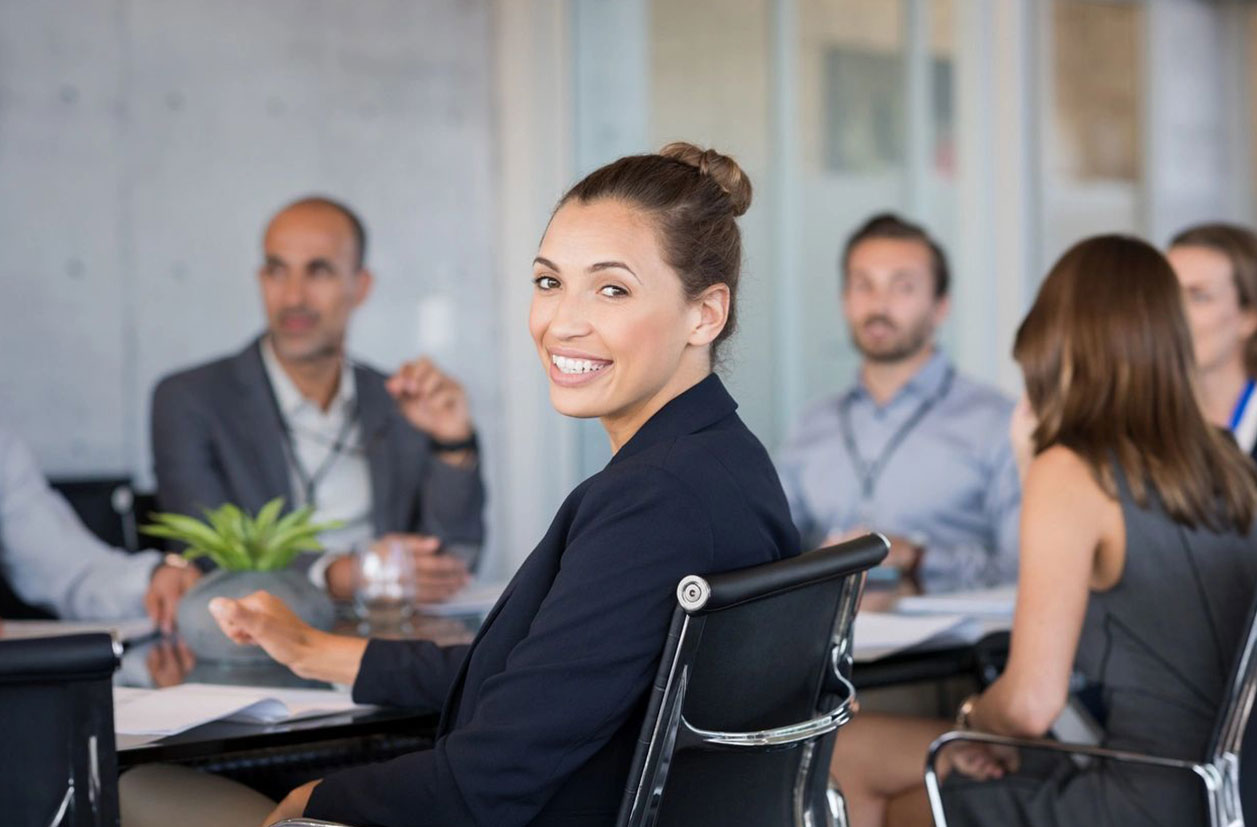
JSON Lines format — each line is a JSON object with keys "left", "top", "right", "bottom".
{"left": 0, "top": 633, "right": 121, "bottom": 826}
{"left": 618, "top": 535, "right": 888, "bottom": 827}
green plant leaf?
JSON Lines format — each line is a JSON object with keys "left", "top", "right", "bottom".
{"left": 143, "top": 499, "right": 340, "bottom": 573}
{"left": 252, "top": 497, "right": 285, "bottom": 544}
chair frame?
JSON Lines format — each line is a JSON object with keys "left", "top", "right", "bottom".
{"left": 923, "top": 591, "right": 1257, "bottom": 827}
{"left": 619, "top": 535, "right": 887, "bottom": 827}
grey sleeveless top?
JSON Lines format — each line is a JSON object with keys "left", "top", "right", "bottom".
{"left": 1075, "top": 464, "right": 1257, "bottom": 760}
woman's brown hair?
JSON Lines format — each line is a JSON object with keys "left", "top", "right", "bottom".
{"left": 1169, "top": 222, "right": 1257, "bottom": 374}
{"left": 558, "top": 142, "right": 752, "bottom": 361}
{"left": 1014, "top": 234, "right": 1257, "bottom": 532}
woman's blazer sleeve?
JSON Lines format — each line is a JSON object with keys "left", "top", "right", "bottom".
{"left": 305, "top": 463, "right": 715, "bottom": 826}
{"left": 352, "top": 640, "right": 473, "bottom": 710}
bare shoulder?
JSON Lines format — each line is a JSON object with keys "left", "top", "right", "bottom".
{"left": 1024, "top": 445, "right": 1112, "bottom": 511}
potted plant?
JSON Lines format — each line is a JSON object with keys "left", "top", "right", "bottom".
{"left": 143, "top": 499, "right": 340, "bottom": 663}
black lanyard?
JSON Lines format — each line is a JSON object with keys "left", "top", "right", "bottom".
{"left": 276, "top": 401, "right": 359, "bottom": 510}
{"left": 838, "top": 366, "right": 955, "bottom": 502}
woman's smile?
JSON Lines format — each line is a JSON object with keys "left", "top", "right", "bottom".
{"left": 548, "top": 349, "right": 614, "bottom": 387}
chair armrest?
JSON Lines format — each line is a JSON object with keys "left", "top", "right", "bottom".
{"left": 922, "top": 730, "right": 1214, "bottom": 827}
{"left": 926, "top": 730, "right": 1203, "bottom": 774}
{"left": 273, "top": 820, "right": 354, "bottom": 827}
{"left": 681, "top": 679, "right": 855, "bottom": 751}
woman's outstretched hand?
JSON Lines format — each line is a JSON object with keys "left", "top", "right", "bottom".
{"left": 209, "top": 591, "right": 368, "bottom": 686}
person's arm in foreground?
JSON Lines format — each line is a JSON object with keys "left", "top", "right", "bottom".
{"left": 0, "top": 430, "right": 196, "bottom": 627}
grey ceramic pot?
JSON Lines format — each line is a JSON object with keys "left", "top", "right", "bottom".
{"left": 176, "top": 569, "right": 335, "bottom": 664}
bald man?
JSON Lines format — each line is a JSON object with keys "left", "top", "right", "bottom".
{"left": 150, "top": 197, "right": 485, "bottom": 602}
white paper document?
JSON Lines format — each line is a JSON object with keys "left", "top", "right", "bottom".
{"left": 113, "top": 682, "right": 373, "bottom": 736}
{"left": 853, "top": 612, "right": 985, "bottom": 662}
{"left": 894, "top": 585, "right": 1017, "bottom": 619}
{"left": 1, "top": 617, "right": 156, "bottom": 643}
{"left": 418, "top": 581, "right": 507, "bottom": 617}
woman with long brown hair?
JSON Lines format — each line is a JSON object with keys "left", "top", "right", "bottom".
{"left": 830, "top": 235, "right": 1257, "bottom": 826}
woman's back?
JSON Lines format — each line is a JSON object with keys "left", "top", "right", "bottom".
{"left": 1073, "top": 464, "right": 1257, "bottom": 821}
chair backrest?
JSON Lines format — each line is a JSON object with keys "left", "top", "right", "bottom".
{"left": 0, "top": 633, "right": 122, "bottom": 826}
{"left": 50, "top": 477, "right": 136, "bottom": 551}
{"left": 617, "top": 534, "right": 888, "bottom": 827}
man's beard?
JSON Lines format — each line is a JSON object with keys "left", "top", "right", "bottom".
{"left": 851, "top": 314, "right": 935, "bottom": 364}
{"left": 271, "top": 310, "right": 340, "bottom": 363}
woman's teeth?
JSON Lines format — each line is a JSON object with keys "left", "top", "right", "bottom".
{"left": 551, "top": 354, "right": 609, "bottom": 375}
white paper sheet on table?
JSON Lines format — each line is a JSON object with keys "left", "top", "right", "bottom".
{"left": 417, "top": 581, "right": 507, "bottom": 617}
{"left": 894, "top": 585, "right": 1017, "bottom": 619}
{"left": 113, "top": 682, "right": 373, "bottom": 736}
{"left": 1, "top": 617, "right": 156, "bottom": 643}
{"left": 853, "top": 612, "right": 985, "bottom": 662}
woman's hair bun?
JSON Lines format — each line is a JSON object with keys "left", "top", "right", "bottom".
{"left": 659, "top": 141, "right": 753, "bottom": 217}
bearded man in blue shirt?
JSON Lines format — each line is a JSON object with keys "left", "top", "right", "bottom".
{"left": 777, "top": 213, "right": 1021, "bottom": 592}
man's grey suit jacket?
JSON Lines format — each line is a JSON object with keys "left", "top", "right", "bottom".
{"left": 150, "top": 338, "right": 486, "bottom": 564}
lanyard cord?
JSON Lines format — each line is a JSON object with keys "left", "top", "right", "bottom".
{"left": 262, "top": 371, "right": 361, "bottom": 510}
{"left": 277, "top": 401, "right": 359, "bottom": 510}
{"left": 838, "top": 366, "right": 956, "bottom": 501}
{"left": 1229, "top": 379, "right": 1256, "bottom": 431}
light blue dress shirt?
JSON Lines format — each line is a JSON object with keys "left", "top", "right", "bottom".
{"left": 0, "top": 426, "right": 160, "bottom": 618}
{"left": 776, "top": 351, "right": 1021, "bottom": 591}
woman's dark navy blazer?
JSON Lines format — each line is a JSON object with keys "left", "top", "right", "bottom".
{"left": 305, "top": 374, "right": 801, "bottom": 826}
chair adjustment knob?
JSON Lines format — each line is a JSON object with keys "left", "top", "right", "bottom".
{"left": 677, "top": 576, "right": 711, "bottom": 611}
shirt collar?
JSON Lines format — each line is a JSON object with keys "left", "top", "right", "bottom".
{"left": 847, "top": 349, "right": 952, "bottom": 406}
{"left": 610, "top": 373, "right": 738, "bottom": 465}
{"left": 260, "top": 336, "right": 356, "bottom": 419}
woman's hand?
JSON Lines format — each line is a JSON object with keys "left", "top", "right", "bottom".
{"left": 263, "top": 779, "right": 320, "bottom": 826}
{"left": 209, "top": 591, "right": 368, "bottom": 685}
{"left": 942, "top": 741, "right": 1020, "bottom": 781}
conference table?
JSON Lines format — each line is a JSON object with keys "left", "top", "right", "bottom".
{"left": 113, "top": 588, "right": 1012, "bottom": 778}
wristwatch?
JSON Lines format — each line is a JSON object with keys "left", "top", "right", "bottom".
{"left": 430, "top": 431, "right": 479, "bottom": 455}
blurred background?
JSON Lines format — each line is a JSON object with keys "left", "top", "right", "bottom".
{"left": 1, "top": 0, "right": 1254, "bottom": 577}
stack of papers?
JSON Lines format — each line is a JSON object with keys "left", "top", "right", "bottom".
{"left": 1, "top": 617, "right": 156, "bottom": 643}
{"left": 853, "top": 612, "right": 985, "bottom": 662}
{"left": 113, "top": 682, "right": 373, "bottom": 736}
{"left": 895, "top": 585, "right": 1017, "bottom": 618}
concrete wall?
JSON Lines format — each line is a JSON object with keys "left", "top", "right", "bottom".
{"left": 0, "top": 3, "right": 499, "bottom": 536}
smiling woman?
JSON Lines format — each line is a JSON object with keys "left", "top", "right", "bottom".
{"left": 128, "top": 144, "right": 801, "bottom": 827}
{"left": 529, "top": 142, "right": 753, "bottom": 451}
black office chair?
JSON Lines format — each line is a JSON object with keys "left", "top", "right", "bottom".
{"left": 924, "top": 591, "right": 1257, "bottom": 827}
{"left": 274, "top": 535, "right": 889, "bottom": 827}
{"left": 0, "top": 632, "right": 122, "bottom": 826}
{"left": 617, "top": 534, "right": 888, "bottom": 827}
{"left": 50, "top": 477, "right": 137, "bottom": 550}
